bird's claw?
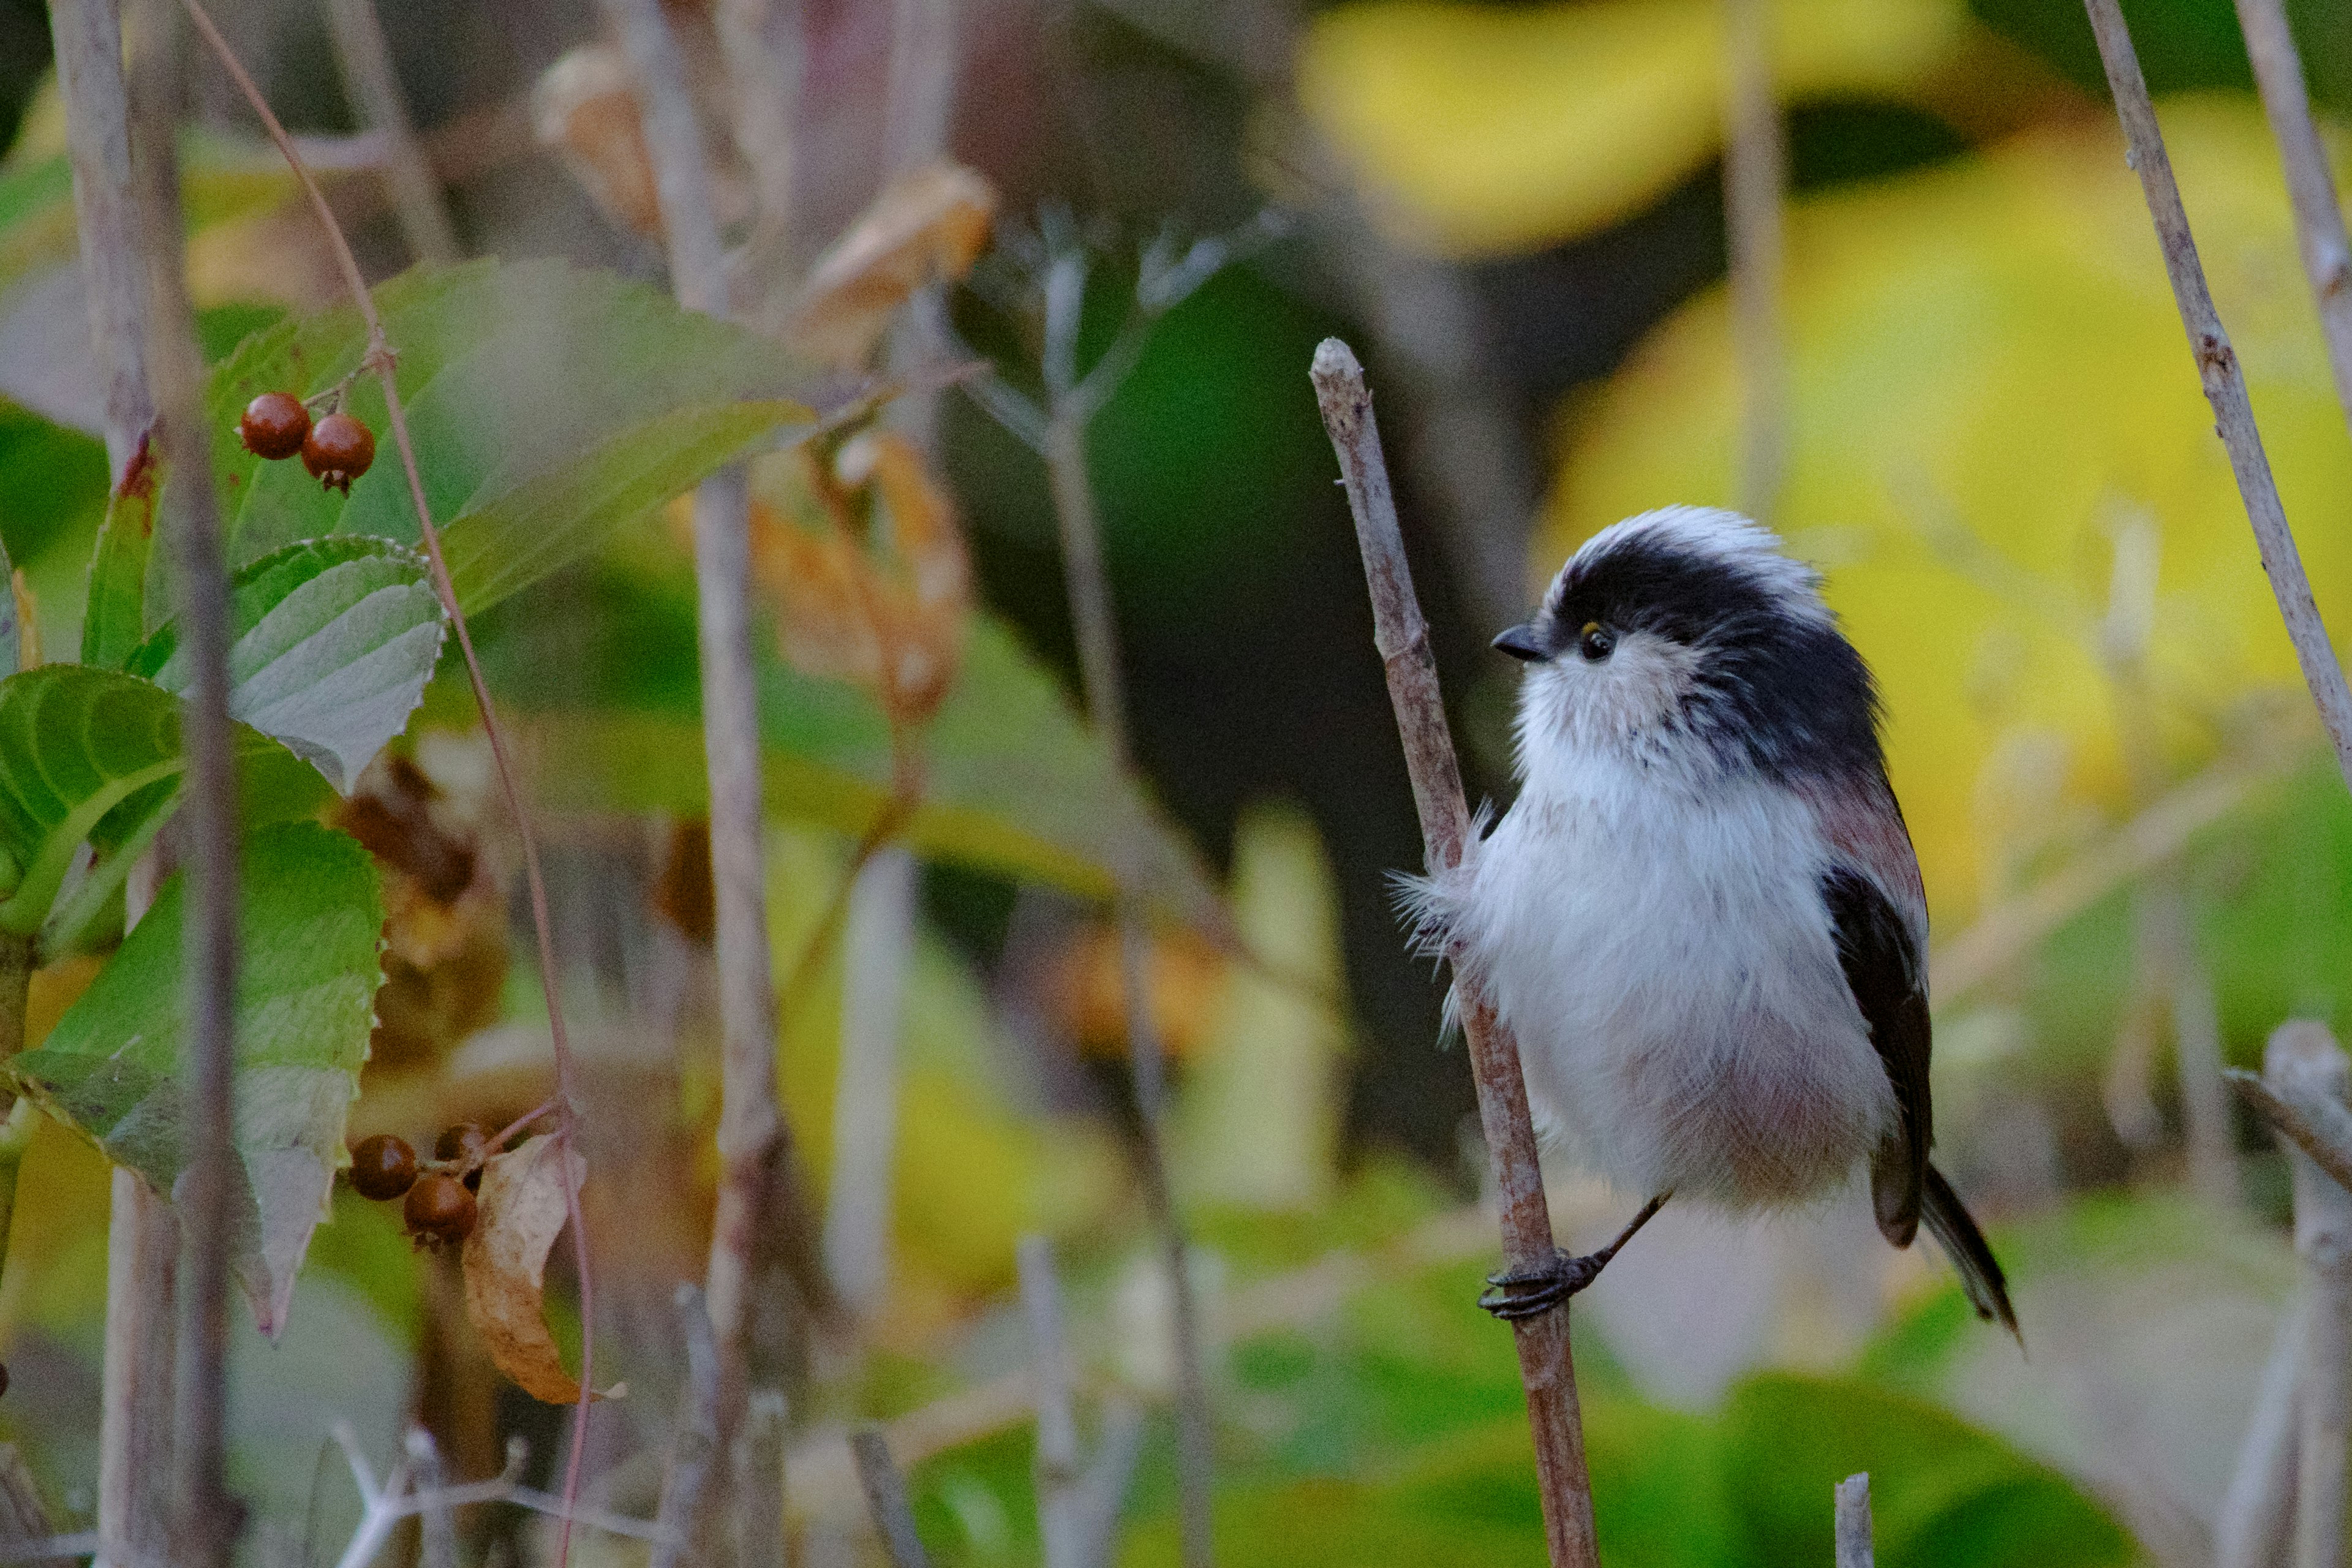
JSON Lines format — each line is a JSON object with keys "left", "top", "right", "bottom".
{"left": 1478, "top": 1247, "right": 1601, "bottom": 1321}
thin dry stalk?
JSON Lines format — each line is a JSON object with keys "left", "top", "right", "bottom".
{"left": 824, "top": 845, "right": 919, "bottom": 1316}
{"left": 1039, "top": 405, "right": 1216, "bottom": 1568}
{"left": 732, "top": 1390, "right": 788, "bottom": 1568}
{"left": 51, "top": 0, "right": 154, "bottom": 478}
{"left": 2229, "top": 1068, "right": 2352, "bottom": 1194}
{"left": 1310, "top": 339, "right": 1599, "bottom": 1568}
{"left": 403, "top": 1430, "right": 459, "bottom": 1568}
{"left": 2217, "top": 1289, "right": 2308, "bottom": 1568}
{"left": 320, "top": 0, "right": 458, "bottom": 264}
{"left": 1722, "top": 0, "right": 1788, "bottom": 521}
{"left": 95, "top": 1172, "right": 177, "bottom": 1568}
{"left": 848, "top": 1429, "right": 932, "bottom": 1568}
{"left": 597, "top": 0, "right": 835, "bottom": 1411}
{"left": 1017, "top": 1235, "right": 1086, "bottom": 1568}
{"left": 170, "top": 4, "right": 602, "bottom": 1558}
{"left": 650, "top": 1285, "right": 721, "bottom": 1568}
{"left": 2082, "top": 0, "right": 2352, "bottom": 796}
{"left": 2267, "top": 1022, "right": 2352, "bottom": 1568}
{"left": 2230, "top": 0, "right": 2352, "bottom": 426}
{"left": 1834, "top": 1473, "right": 1872, "bottom": 1568}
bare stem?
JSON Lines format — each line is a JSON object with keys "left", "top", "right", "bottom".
{"left": 2217, "top": 1287, "right": 2307, "bottom": 1568}
{"left": 1040, "top": 407, "right": 1215, "bottom": 1568}
{"left": 2229, "top": 1068, "right": 2352, "bottom": 1195}
{"left": 51, "top": 0, "right": 154, "bottom": 480}
{"left": 2267, "top": 1022, "right": 2352, "bottom": 1568}
{"left": 320, "top": 0, "right": 458, "bottom": 265}
{"left": 404, "top": 1430, "right": 459, "bottom": 1568}
{"left": 2082, "top": 0, "right": 2352, "bottom": 797}
{"left": 597, "top": 0, "right": 834, "bottom": 1423}
{"left": 1722, "top": 0, "right": 1788, "bottom": 522}
{"left": 2230, "top": 0, "right": 2352, "bottom": 428}
{"left": 170, "top": 2, "right": 602, "bottom": 1557}
{"left": 1834, "top": 1474, "right": 1873, "bottom": 1568}
{"left": 732, "top": 1390, "right": 788, "bottom": 1568}
{"left": 848, "top": 1429, "right": 933, "bottom": 1568}
{"left": 824, "top": 844, "right": 918, "bottom": 1315}
{"left": 1018, "top": 1235, "right": 1085, "bottom": 1568}
{"left": 650, "top": 1285, "right": 721, "bottom": 1568}
{"left": 1311, "top": 339, "right": 1599, "bottom": 1568}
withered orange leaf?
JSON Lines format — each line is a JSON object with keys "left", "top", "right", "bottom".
{"left": 533, "top": 46, "right": 663, "bottom": 238}
{"left": 790, "top": 162, "right": 997, "bottom": 368}
{"left": 461, "top": 1133, "right": 591, "bottom": 1404}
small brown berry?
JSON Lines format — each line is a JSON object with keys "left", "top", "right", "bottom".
{"left": 302, "top": 412, "right": 376, "bottom": 493}
{"left": 436, "top": 1121, "right": 489, "bottom": 1189}
{"left": 404, "top": 1172, "right": 477, "bottom": 1245}
{"left": 239, "top": 392, "right": 310, "bottom": 461}
{"left": 349, "top": 1133, "right": 418, "bottom": 1200}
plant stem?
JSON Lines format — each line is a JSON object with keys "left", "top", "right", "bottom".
{"left": 848, "top": 1429, "right": 933, "bottom": 1568}
{"left": 2082, "top": 0, "right": 2352, "bottom": 797}
{"left": 2218, "top": 1287, "right": 2307, "bottom": 1568}
{"left": 1311, "top": 339, "right": 1600, "bottom": 1568}
{"left": 732, "top": 1390, "right": 788, "bottom": 1568}
{"left": 1018, "top": 1235, "right": 1085, "bottom": 1568}
{"left": 1041, "top": 408, "right": 1216, "bottom": 1568}
{"left": 650, "top": 1285, "right": 720, "bottom": 1568}
{"left": 598, "top": 0, "right": 835, "bottom": 1423}
{"left": 1723, "top": 0, "right": 1788, "bottom": 522}
{"left": 1834, "top": 1474, "right": 1873, "bottom": 1568}
{"left": 171, "top": 3, "right": 603, "bottom": 1557}
{"left": 320, "top": 0, "right": 458, "bottom": 265}
{"left": 51, "top": 0, "right": 154, "bottom": 481}
{"left": 2266, "top": 1022, "right": 2352, "bottom": 1568}
{"left": 2230, "top": 1067, "right": 2352, "bottom": 1194}
{"left": 2230, "top": 0, "right": 2352, "bottom": 428}
{"left": 824, "top": 844, "right": 918, "bottom": 1316}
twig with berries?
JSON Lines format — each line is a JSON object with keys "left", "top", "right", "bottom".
{"left": 237, "top": 383, "right": 377, "bottom": 494}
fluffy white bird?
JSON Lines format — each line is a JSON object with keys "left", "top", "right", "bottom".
{"left": 1409, "top": 506, "right": 2016, "bottom": 1337}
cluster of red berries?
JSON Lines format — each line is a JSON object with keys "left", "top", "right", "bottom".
{"left": 349, "top": 1124, "right": 489, "bottom": 1246}
{"left": 239, "top": 391, "right": 376, "bottom": 494}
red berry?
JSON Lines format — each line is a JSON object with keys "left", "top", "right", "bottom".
{"left": 436, "top": 1121, "right": 489, "bottom": 1189}
{"left": 404, "top": 1172, "right": 477, "bottom": 1246}
{"left": 239, "top": 392, "right": 310, "bottom": 461}
{"left": 302, "top": 412, "right": 376, "bottom": 493}
{"left": 349, "top": 1134, "right": 418, "bottom": 1201}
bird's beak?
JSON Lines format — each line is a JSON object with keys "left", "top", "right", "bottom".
{"left": 1491, "top": 624, "right": 1546, "bottom": 662}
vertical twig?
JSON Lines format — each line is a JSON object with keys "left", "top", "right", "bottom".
{"left": 650, "top": 1284, "right": 722, "bottom": 1568}
{"left": 1039, "top": 400, "right": 1216, "bottom": 1568}
{"left": 732, "top": 1390, "right": 788, "bottom": 1568}
{"left": 2230, "top": 0, "right": 2352, "bottom": 427}
{"left": 1311, "top": 339, "right": 1600, "bottom": 1568}
{"left": 824, "top": 845, "right": 918, "bottom": 1315}
{"left": 2218, "top": 1289, "right": 2308, "bottom": 1568}
{"left": 1018, "top": 1235, "right": 1086, "bottom": 1568}
{"left": 883, "top": 0, "right": 956, "bottom": 179}
{"left": 404, "top": 1430, "right": 459, "bottom": 1568}
{"left": 849, "top": 1430, "right": 932, "bottom": 1568}
{"left": 1722, "top": 0, "right": 1788, "bottom": 522}
{"left": 1834, "top": 1473, "right": 1873, "bottom": 1568}
{"left": 52, "top": 0, "right": 153, "bottom": 480}
{"left": 2269, "top": 1021, "right": 2352, "bottom": 1568}
{"left": 320, "top": 0, "right": 458, "bottom": 265}
{"left": 598, "top": 0, "right": 836, "bottom": 1418}
{"left": 2082, "top": 0, "right": 2352, "bottom": 796}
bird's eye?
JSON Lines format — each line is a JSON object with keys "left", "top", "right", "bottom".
{"left": 1578, "top": 621, "right": 1616, "bottom": 662}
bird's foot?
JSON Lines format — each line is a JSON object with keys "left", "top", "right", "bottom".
{"left": 1478, "top": 1248, "right": 1604, "bottom": 1321}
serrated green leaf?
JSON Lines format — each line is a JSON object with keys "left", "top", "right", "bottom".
{"left": 130, "top": 537, "right": 448, "bottom": 792}
{"left": 0, "top": 665, "right": 328, "bottom": 945}
{"left": 198, "top": 258, "right": 813, "bottom": 617}
{"left": 80, "top": 441, "right": 162, "bottom": 669}
{"left": 14, "top": 821, "right": 383, "bottom": 1337}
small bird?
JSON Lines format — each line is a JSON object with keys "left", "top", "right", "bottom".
{"left": 1409, "top": 505, "right": 2016, "bottom": 1338}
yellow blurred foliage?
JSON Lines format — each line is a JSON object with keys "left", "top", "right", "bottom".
{"left": 1297, "top": 0, "right": 1970, "bottom": 257}
{"left": 1541, "top": 97, "right": 2352, "bottom": 923}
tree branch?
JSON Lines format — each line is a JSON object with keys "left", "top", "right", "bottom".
{"left": 1834, "top": 1473, "right": 1873, "bottom": 1568}
{"left": 2264, "top": 1022, "right": 2352, "bottom": 1568}
{"left": 1310, "top": 339, "right": 1600, "bottom": 1567}
{"left": 849, "top": 1428, "right": 933, "bottom": 1568}
{"left": 2082, "top": 0, "right": 2352, "bottom": 797}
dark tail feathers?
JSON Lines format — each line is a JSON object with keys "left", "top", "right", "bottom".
{"left": 1921, "top": 1164, "right": 2021, "bottom": 1346}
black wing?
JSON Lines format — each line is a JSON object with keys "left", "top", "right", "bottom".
{"left": 1821, "top": 865, "right": 1931, "bottom": 1246}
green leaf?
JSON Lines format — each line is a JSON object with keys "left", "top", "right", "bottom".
{"left": 13, "top": 821, "right": 383, "bottom": 1337}
{"left": 0, "top": 665, "right": 327, "bottom": 945}
{"left": 199, "top": 258, "right": 813, "bottom": 616}
{"left": 129, "top": 537, "right": 448, "bottom": 792}
{"left": 80, "top": 441, "right": 162, "bottom": 669}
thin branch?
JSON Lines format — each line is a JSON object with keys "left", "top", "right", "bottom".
{"left": 1018, "top": 1235, "right": 1087, "bottom": 1568}
{"left": 848, "top": 1429, "right": 933, "bottom": 1568}
{"left": 51, "top": 0, "right": 154, "bottom": 480}
{"left": 598, "top": 0, "right": 837, "bottom": 1427}
{"left": 2230, "top": 0, "right": 2352, "bottom": 428}
{"left": 2082, "top": 0, "right": 2352, "bottom": 797}
{"left": 649, "top": 1284, "right": 721, "bottom": 1568}
{"left": 2266, "top": 1021, "right": 2352, "bottom": 1568}
{"left": 2228, "top": 1068, "right": 2352, "bottom": 1195}
{"left": 824, "top": 844, "right": 919, "bottom": 1314}
{"left": 170, "top": 4, "right": 601, "bottom": 1559}
{"left": 732, "top": 1390, "right": 788, "bottom": 1568}
{"left": 1834, "top": 1474, "right": 1873, "bottom": 1568}
{"left": 319, "top": 0, "right": 457, "bottom": 264}
{"left": 1722, "top": 0, "right": 1788, "bottom": 522}
{"left": 1311, "top": 339, "right": 1600, "bottom": 1568}
{"left": 402, "top": 1430, "right": 458, "bottom": 1568}
{"left": 2217, "top": 1288, "right": 2307, "bottom": 1568}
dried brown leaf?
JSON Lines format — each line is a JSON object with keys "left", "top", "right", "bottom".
{"left": 790, "top": 162, "right": 997, "bottom": 368}
{"left": 750, "top": 496, "right": 888, "bottom": 690}
{"left": 461, "top": 1133, "right": 589, "bottom": 1404}
{"left": 533, "top": 45, "right": 664, "bottom": 237}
